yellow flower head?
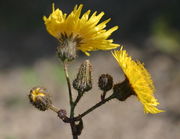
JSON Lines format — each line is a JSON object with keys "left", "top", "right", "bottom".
{"left": 43, "top": 3, "right": 119, "bottom": 55}
{"left": 112, "top": 48, "right": 164, "bottom": 114}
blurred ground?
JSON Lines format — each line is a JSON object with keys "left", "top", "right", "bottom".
{"left": 0, "top": 0, "right": 180, "bottom": 139}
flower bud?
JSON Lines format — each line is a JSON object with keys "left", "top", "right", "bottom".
{"left": 113, "top": 79, "right": 134, "bottom": 101}
{"left": 98, "top": 74, "right": 113, "bottom": 92}
{"left": 73, "top": 60, "right": 92, "bottom": 93}
{"left": 28, "top": 87, "right": 52, "bottom": 111}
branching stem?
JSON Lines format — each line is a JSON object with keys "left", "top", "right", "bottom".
{"left": 74, "top": 94, "right": 115, "bottom": 121}
{"left": 63, "top": 62, "right": 115, "bottom": 139}
{"left": 74, "top": 92, "right": 83, "bottom": 108}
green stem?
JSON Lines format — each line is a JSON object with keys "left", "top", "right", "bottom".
{"left": 74, "top": 92, "right": 83, "bottom": 108}
{"left": 63, "top": 62, "right": 73, "bottom": 113}
{"left": 63, "top": 62, "right": 78, "bottom": 139}
{"left": 71, "top": 92, "right": 83, "bottom": 116}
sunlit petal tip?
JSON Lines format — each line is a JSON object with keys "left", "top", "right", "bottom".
{"left": 114, "top": 43, "right": 121, "bottom": 47}
{"left": 77, "top": 4, "right": 83, "bottom": 12}
{"left": 144, "top": 107, "right": 165, "bottom": 114}
{"left": 108, "top": 26, "right": 119, "bottom": 33}
{"left": 99, "top": 12, "right": 105, "bottom": 16}
{"left": 43, "top": 16, "right": 47, "bottom": 21}
{"left": 74, "top": 5, "right": 78, "bottom": 10}
{"left": 84, "top": 10, "right": 91, "bottom": 15}
{"left": 106, "top": 18, "right": 111, "bottom": 22}
{"left": 52, "top": 3, "right": 55, "bottom": 12}
{"left": 79, "top": 4, "right": 84, "bottom": 9}
{"left": 114, "top": 26, "right": 119, "bottom": 30}
{"left": 85, "top": 51, "right": 90, "bottom": 56}
{"left": 92, "top": 11, "right": 97, "bottom": 17}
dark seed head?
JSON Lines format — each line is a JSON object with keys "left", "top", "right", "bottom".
{"left": 98, "top": 74, "right": 113, "bottom": 92}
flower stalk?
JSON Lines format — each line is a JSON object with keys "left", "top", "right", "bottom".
{"left": 63, "top": 62, "right": 73, "bottom": 109}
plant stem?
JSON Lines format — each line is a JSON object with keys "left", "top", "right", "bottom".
{"left": 70, "top": 92, "right": 83, "bottom": 116}
{"left": 70, "top": 122, "right": 78, "bottom": 139}
{"left": 74, "top": 94, "right": 115, "bottom": 120}
{"left": 63, "top": 62, "right": 73, "bottom": 112}
{"left": 74, "top": 92, "right": 83, "bottom": 109}
{"left": 63, "top": 62, "right": 78, "bottom": 139}
{"left": 49, "top": 104, "right": 59, "bottom": 113}
{"left": 101, "top": 91, "right": 107, "bottom": 100}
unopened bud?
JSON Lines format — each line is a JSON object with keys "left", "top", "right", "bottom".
{"left": 73, "top": 60, "right": 92, "bottom": 93}
{"left": 113, "top": 79, "right": 134, "bottom": 101}
{"left": 98, "top": 74, "right": 113, "bottom": 92}
{"left": 57, "top": 33, "right": 81, "bottom": 62}
{"left": 28, "top": 87, "right": 52, "bottom": 111}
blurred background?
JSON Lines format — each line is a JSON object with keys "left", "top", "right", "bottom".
{"left": 0, "top": 0, "right": 180, "bottom": 139}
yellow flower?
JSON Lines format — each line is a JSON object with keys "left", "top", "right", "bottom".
{"left": 112, "top": 48, "right": 164, "bottom": 114}
{"left": 43, "top": 3, "right": 119, "bottom": 55}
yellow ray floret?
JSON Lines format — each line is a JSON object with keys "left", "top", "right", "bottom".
{"left": 30, "top": 87, "right": 46, "bottom": 102}
{"left": 112, "top": 48, "right": 164, "bottom": 114}
{"left": 43, "top": 3, "right": 120, "bottom": 55}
